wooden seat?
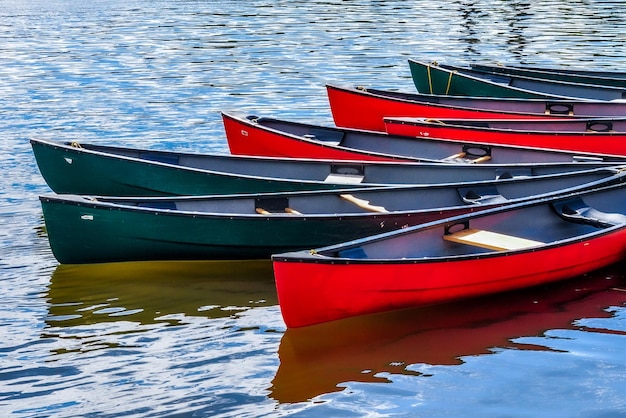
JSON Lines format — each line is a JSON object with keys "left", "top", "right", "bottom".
{"left": 443, "top": 228, "right": 543, "bottom": 251}
{"left": 324, "top": 173, "right": 364, "bottom": 184}
{"left": 256, "top": 207, "right": 302, "bottom": 215}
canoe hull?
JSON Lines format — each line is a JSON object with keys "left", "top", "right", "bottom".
{"left": 274, "top": 229, "right": 626, "bottom": 328}
{"left": 384, "top": 118, "right": 626, "bottom": 155}
{"left": 33, "top": 139, "right": 622, "bottom": 197}
{"left": 40, "top": 196, "right": 485, "bottom": 264}
{"left": 409, "top": 60, "right": 626, "bottom": 100}
{"left": 223, "top": 112, "right": 400, "bottom": 162}
{"left": 326, "top": 85, "right": 626, "bottom": 133}
{"left": 31, "top": 139, "right": 363, "bottom": 196}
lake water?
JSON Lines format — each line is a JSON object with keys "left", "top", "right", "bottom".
{"left": 2, "top": 0, "right": 626, "bottom": 416}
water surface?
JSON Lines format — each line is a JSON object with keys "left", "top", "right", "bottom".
{"left": 2, "top": 1, "right": 626, "bottom": 416}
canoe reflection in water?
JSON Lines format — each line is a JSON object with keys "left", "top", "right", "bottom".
{"left": 46, "top": 260, "right": 276, "bottom": 328}
{"left": 270, "top": 264, "right": 626, "bottom": 403}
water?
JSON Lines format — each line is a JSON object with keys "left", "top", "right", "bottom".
{"left": 2, "top": 0, "right": 626, "bottom": 416}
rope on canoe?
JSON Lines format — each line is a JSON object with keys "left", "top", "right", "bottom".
{"left": 426, "top": 61, "right": 437, "bottom": 94}
{"left": 445, "top": 70, "right": 457, "bottom": 95}
{"left": 426, "top": 61, "right": 456, "bottom": 95}
{"left": 70, "top": 141, "right": 82, "bottom": 148}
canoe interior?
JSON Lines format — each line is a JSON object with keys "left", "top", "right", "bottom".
{"left": 80, "top": 167, "right": 623, "bottom": 216}
{"left": 334, "top": 85, "right": 626, "bottom": 119}
{"left": 439, "top": 63, "right": 626, "bottom": 101}
{"left": 318, "top": 185, "right": 626, "bottom": 260}
{"left": 393, "top": 117, "right": 626, "bottom": 134}
{"left": 470, "top": 63, "right": 626, "bottom": 87}
{"left": 472, "top": 63, "right": 626, "bottom": 78}
{"left": 251, "top": 116, "right": 625, "bottom": 164}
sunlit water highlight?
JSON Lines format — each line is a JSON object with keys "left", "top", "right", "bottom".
{"left": 2, "top": 1, "right": 626, "bottom": 416}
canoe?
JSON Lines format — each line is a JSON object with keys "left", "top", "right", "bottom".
{"left": 384, "top": 117, "right": 626, "bottom": 155}
{"left": 409, "top": 60, "right": 626, "bottom": 100}
{"left": 40, "top": 166, "right": 626, "bottom": 264}
{"left": 272, "top": 182, "right": 626, "bottom": 327}
{"left": 470, "top": 63, "right": 626, "bottom": 88}
{"left": 222, "top": 112, "right": 626, "bottom": 164}
{"left": 326, "top": 84, "right": 626, "bottom": 132}
{"left": 32, "top": 138, "right": 623, "bottom": 197}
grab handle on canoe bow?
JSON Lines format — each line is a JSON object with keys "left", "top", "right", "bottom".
{"left": 586, "top": 120, "right": 613, "bottom": 132}
{"left": 545, "top": 103, "right": 574, "bottom": 116}
{"left": 444, "top": 220, "right": 470, "bottom": 236}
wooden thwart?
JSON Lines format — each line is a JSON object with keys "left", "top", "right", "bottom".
{"left": 444, "top": 228, "right": 543, "bottom": 251}
{"left": 339, "top": 194, "right": 388, "bottom": 213}
{"left": 324, "top": 173, "right": 364, "bottom": 184}
{"left": 255, "top": 207, "right": 302, "bottom": 215}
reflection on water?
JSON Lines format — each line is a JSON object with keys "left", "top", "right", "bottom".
{"left": 47, "top": 260, "right": 276, "bottom": 324}
{"left": 271, "top": 266, "right": 626, "bottom": 403}
{"left": 45, "top": 260, "right": 276, "bottom": 352}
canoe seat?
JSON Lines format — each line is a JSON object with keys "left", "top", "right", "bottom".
{"left": 339, "top": 194, "right": 388, "bottom": 213}
{"left": 444, "top": 228, "right": 543, "bottom": 251}
{"left": 552, "top": 198, "right": 626, "bottom": 228}
{"left": 305, "top": 128, "right": 345, "bottom": 146}
{"left": 324, "top": 173, "right": 364, "bottom": 184}
{"left": 458, "top": 186, "right": 508, "bottom": 205}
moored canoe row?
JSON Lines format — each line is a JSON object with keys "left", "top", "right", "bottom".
{"left": 32, "top": 59, "right": 626, "bottom": 327}
{"left": 40, "top": 167, "right": 626, "bottom": 264}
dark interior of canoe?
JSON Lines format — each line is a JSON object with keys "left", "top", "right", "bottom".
{"left": 321, "top": 185, "right": 626, "bottom": 260}
{"left": 90, "top": 169, "right": 619, "bottom": 216}
{"left": 63, "top": 141, "right": 620, "bottom": 185}
{"left": 358, "top": 86, "right": 626, "bottom": 117}
{"left": 418, "top": 118, "right": 626, "bottom": 133}
{"left": 438, "top": 64, "right": 626, "bottom": 101}
{"left": 253, "top": 118, "right": 622, "bottom": 164}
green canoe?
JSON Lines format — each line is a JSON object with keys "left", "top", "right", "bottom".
{"left": 409, "top": 60, "right": 626, "bottom": 100}
{"left": 31, "top": 138, "right": 621, "bottom": 197}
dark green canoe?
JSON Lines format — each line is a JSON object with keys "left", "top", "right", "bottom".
{"left": 409, "top": 60, "right": 626, "bottom": 100}
{"left": 31, "top": 138, "right": 621, "bottom": 197}
{"left": 39, "top": 166, "right": 626, "bottom": 263}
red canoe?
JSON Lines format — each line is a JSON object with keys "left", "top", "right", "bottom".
{"left": 272, "top": 182, "right": 626, "bottom": 327}
{"left": 384, "top": 117, "right": 626, "bottom": 155}
{"left": 222, "top": 112, "right": 626, "bottom": 164}
{"left": 326, "top": 84, "right": 626, "bottom": 132}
